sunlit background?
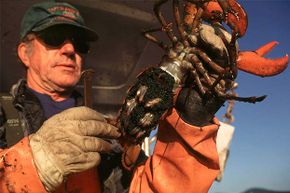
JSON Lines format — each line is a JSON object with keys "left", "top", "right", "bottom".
{"left": 209, "top": 1, "right": 290, "bottom": 193}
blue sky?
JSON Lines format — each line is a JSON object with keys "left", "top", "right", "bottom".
{"left": 209, "top": 1, "right": 290, "bottom": 192}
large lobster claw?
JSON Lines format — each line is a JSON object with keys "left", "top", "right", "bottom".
{"left": 237, "top": 41, "right": 289, "bottom": 77}
{"left": 202, "top": 0, "right": 248, "bottom": 37}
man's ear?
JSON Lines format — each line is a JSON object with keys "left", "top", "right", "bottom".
{"left": 17, "top": 42, "right": 31, "bottom": 67}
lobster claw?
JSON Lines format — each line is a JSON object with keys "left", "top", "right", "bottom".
{"left": 237, "top": 41, "right": 289, "bottom": 77}
{"left": 203, "top": 0, "right": 248, "bottom": 37}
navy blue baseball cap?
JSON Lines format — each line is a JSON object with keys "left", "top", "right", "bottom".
{"left": 20, "top": 1, "right": 98, "bottom": 41}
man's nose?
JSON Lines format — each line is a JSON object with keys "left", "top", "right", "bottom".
{"left": 60, "top": 40, "right": 76, "bottom": 55}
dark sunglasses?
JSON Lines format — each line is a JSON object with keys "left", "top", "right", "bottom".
{"left": 36, "top": 28, "right": 90, "bottom": 54}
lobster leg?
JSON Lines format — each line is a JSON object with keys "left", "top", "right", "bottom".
{"left": 142, "top": 28, "right": 168, "bottom": 50}
{"left": 190, "top": 54, "right": 224, "bottom": 95}
{"left": 220, "top": 94, "right": 267, "bottom": 104}
{"left": 183, "top": 2, "right": 197, "bottom": 29}
{"left": 228, "top": 30, "right": 238, "bottom": 79}
{"left": 154, "top": 0, "right": 177, "bottom": 44}
{"left": 193, "top": 48, "right": 226, "bottom": 74}
{"left": 173, "top": 0, "right": 189, "bottom": 46}
{"left": 190, "top": 54, "right": 212, "bottom": 86}
{"left": 191, "top": 5, "right": 205, "bottom": 33}
{"left": 190, "top": 67, "right": 207, "bottom": 95}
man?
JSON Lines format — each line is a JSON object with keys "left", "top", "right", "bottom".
{"left": 0, "top": 2, "right": 130, "bottom": 192}
{"left": 0, "top": 1, "right": 221, "bottom": 193}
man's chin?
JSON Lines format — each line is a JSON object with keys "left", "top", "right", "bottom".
{"left": 52, "top": 80, "right": 79, "bottom": 92}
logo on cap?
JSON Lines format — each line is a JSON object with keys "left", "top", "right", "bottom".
{"left": 47, "top": 6, "right": 80, "bottom": 20}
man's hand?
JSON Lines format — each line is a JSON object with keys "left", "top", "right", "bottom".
{"left": 29, "top": 106, "right": 120, "bottom": 192}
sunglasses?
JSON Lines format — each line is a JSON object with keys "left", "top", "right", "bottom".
{"left": 36, "top": 28, "right": 90, "bottom": 54}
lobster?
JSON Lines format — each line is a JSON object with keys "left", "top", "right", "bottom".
{"left": 115, "top": 0, "right": 288, "bottom": 166}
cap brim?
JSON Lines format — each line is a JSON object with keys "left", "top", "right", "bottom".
{"left": 32, "top": 20, "right": 98, "bottom": 41}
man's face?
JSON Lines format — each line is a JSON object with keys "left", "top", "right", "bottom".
{"left": 20, "top": 26, "right": 89, "bottom": 96}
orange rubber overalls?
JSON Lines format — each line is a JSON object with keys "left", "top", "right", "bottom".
{"left": 0, "top": 108, "right": 220, "bottom": 193}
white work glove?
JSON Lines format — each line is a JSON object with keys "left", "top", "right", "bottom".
{"left": 29, "top": 106, "right": 121, "bottom": 192}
